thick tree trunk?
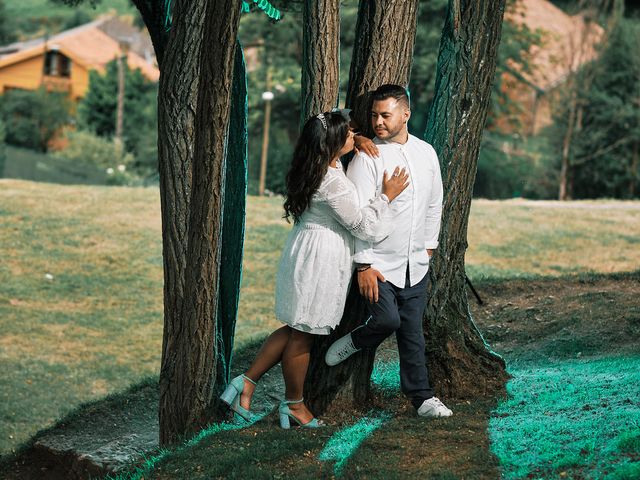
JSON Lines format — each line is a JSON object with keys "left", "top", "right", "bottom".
{"left": 300, "top": 0, "right": 340, "bottom": 125}
{"left": 156, "top": 0, "right": 242, "bottom": 446}
{"left": 305, "top": 0, "right": 419, "bottom": 415}
{"left": 344, "top": 0, "right": 419, "bottom": 135}
{"left": 423, "top": 0, "right": 509, "bottom": 399}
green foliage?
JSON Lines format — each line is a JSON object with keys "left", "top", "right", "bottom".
{"left": 240, "top": 9, "right": 301, "bottom": 194}
{"left": 54, "top": 129, "right": 136, "bottom": 185}
{"left": 0, "top": 118, "right": 5, "bottom": 176}
{"left": 475, "top": 131, "right": 558, "bottom": 199}
{"left": 0, "top": 0, "right": 16, "bottom": 44}
{"left": 407, "top": 0, "right": 447, "bottom": 134}
{"left": 6, "top": 0, "right": 136, "bottom": 38}
{"left": 567, "top": 18, "right": 640, "bottom": 199}
{"left": 78, "top": 60, "right": 158, "bottom": 177}
{"left": 0, "top": 88, "right": 72, "bottom": 152}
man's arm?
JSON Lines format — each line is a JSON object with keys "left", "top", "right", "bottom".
{"left": 425, "top": 147, "right": 443, "bottom": 253}
{"left": 347, "top": 153, "right": 385, "bottom": 302}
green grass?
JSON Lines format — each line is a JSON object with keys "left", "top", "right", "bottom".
{"left": 1, "top": 180, "right": 639, "bottom": 466}
{"left": 490, "top": 356, "right": 640, "bottom": 480}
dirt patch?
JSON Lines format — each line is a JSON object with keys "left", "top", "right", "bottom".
{"left": 469, "top": 273, "right": 640, "bottom": 362}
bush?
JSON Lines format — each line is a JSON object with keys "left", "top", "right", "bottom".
{"left": 474, "top": 132, "right": 558, "bottom": 199}
{"left": 54, "top": 129, "right": 137, "bottom": 185}
{"left": 0, "top": 118, "right": 6, "bottom": 177}
{"left": 78, "top": 60, "right": 158, "bottom": 176}
{"left": 0, "top": 88, "right": 72, "bottom": 152}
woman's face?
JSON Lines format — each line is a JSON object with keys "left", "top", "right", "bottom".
{"left": 336, "top": 128, "right": 355, "bottom": 157}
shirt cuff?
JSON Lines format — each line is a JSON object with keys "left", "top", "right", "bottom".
{"left": 425, "top": 241, "right": 439, "bottom": 250}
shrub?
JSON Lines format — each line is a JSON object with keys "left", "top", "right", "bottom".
{"left": 0, "top": 88, "right": 72, "bottom": 152}
{"left": 54, "top": 129, "right": 136, "bottom": 185}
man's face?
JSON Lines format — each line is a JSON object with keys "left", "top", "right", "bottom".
{"left": 371, "top": 98, "right": 410, "bottom": 141}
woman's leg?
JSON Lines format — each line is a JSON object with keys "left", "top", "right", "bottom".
{"left": 281, "top": 329, "right": 316, "bottom": 424}
{"left": 241, "top": 326, "right": 291, "bottom": 409}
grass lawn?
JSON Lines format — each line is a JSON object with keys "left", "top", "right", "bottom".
{"left": 1, "top": 180, "right": 639, "bottom": 477}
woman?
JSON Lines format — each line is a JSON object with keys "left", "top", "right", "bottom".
{"left": 220, "top": 111, "right": 409, "bottom": 429}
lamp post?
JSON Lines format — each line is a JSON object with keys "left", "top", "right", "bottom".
{"left": 258, "top": 68, "right": 273, "bottom": 196}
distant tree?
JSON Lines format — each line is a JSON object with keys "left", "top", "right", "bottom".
{"left": 78, "top": 60, "right": 157, "bottom": 173}
{"left": 551, "top": 0, "right": 625, "bottom": 199}
{"left": 570, "top": 17, "right": 640, "bottom": 198}
{"left": 0, "top": 0, "right": 17, "bottom": 45}
{"left": 0, "top": 88, "right": 71, "bottom": 152}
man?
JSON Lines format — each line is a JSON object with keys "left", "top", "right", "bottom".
{"left": 325, "top": 84, "right": 452, "bottom": 418}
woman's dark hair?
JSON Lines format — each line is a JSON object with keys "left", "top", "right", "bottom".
{"left": 283, "top": 112, "right": 350, "bottom": 223}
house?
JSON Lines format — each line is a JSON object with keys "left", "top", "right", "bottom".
{"left": 500, "top": 0, "right": 604, "bottom": 136}
{"left": 0, "top": 16, "right": 159, "bottom": 100}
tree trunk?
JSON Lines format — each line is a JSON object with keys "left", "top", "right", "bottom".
{"left": 422, "top": 0, "right": 509, "bottom": 399}
{"left": 631, "top": 141, "right": 638, "bottom": 197}
{"left": 305, "top": 0, "right": 419, "bottom": 415}
{"left": 156, "top": 0, "right": 242, "bottom": 446}
{"left": 344, "top": 0, "right": 419, "bottom": 136}
{"left": 300, "top": 0, "right": 340, "bottom": 125}
{"left": 559, "top": 89, "right": 577, "bottom": 201}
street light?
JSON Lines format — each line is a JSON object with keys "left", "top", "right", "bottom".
{"left": 258, "top": 69, "right": 273, "bottom": 196}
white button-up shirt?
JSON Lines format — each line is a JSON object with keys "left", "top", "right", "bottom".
{"left": 346, "top": 133, "right": 443, "bottom": 288}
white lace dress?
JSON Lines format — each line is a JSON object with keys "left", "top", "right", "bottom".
{"left": 275, "top": 162, "right": 392, "bottom": 335}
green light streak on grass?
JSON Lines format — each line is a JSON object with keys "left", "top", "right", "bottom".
{"left": 319, "top": 410, "right": 392, "bottom": 476}
{"left": 108, "top": 414, "right": 266, "bottom": 480}
{"left": 490, "top": 357, "right": 640, "bottom": 479}
{"left": 371, "top": 358, "right": 400, "bottom": 393}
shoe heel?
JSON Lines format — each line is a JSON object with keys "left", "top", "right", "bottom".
{"left": 220, "top": 384, "right": 238, "bottom": 406}
{"left": 279, "top": 412, "right": 291, "bottom": 429}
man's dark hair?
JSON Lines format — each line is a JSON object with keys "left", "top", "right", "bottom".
{"left": 371, "top": 84, "right": 410, "bottom": 109}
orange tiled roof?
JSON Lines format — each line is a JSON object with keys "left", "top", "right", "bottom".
{"left": 0, "top": 17, "right": 159, "bottom": 82}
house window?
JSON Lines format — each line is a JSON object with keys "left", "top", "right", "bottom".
{"left": 44, "top": 51, "right": 71, "bottom": 78}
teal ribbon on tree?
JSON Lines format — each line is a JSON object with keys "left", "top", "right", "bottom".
{"left": 163, "top": 0, "right": 281, "bottom": 32}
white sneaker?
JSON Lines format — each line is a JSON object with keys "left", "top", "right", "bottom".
{"left": 417, "top": 397, "right": 453, "bottom": 418}
{"left": 325, "top": 333, "right": 360, "bottom": 366}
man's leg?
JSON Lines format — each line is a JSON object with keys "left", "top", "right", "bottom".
{"left": 325, "top": 279, "right": 400, "bottom": 366}
{"left": 395, "top": 273, "right": 434, "bottom": 409}
{"left": 351, "top": 279, "right": 401, "bottom": 350}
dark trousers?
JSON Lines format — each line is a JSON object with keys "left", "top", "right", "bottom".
{"left": 351, "top": 270, "right": 434, "bottom": 409}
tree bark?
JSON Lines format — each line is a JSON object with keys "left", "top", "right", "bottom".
{"left": 305, "top": 0, "right": 419, "bottom": 415}
{"left": 156, "top": 0, "right": 242, "bottom": 446}
{"left": 422, "top": 0, "right": 509, "bottom": 399}
{"left": 344, "top": 0, "right": 419, "bottom": 136}
{"left": 300, "top": 0, "right": 340, "bottom": 125}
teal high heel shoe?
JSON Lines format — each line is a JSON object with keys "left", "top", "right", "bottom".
{"left": 220, "top": 374, "right": 256, "bottom": 421}
{"left": 279, "top": 399, "right": 324, "bottom": 429}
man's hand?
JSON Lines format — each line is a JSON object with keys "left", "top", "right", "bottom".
{"left": 427, "top": 249, "right": 435, "bottom": 258}
{"left": 358, "top": 268, "right": 385, "bottom": 303}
